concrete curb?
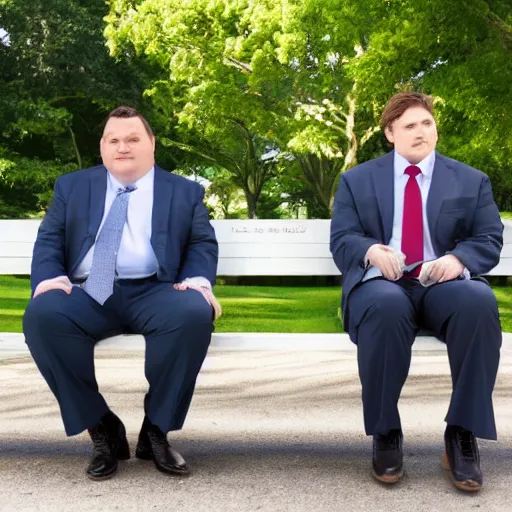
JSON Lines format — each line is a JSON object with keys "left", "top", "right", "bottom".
{"left": 2, "top": 331, "right": 512, "bottom": 354}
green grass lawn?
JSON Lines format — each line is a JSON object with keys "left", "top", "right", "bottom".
{"left": 1, "top": 275, "right": 511, "bottom": 333}
{"left": 501, "top": 212, "right": 512, "bottom": 220}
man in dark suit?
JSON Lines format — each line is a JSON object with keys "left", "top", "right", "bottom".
{"left": 330, "top": 92, "right": 503, "bottom": 491}
{"left": 23, "top": 106, "right": 219, "bottom": 480}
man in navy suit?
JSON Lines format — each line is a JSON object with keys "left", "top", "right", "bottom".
{"left": 330, "top": 92, "right": 503, "bottom": 491}
{"left": 23, "top": 106, "right": 219, "bottom": 480}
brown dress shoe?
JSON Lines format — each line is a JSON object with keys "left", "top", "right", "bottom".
{"left": 372, "top": 429, "right": 403, "bottom": 484}
{"left": 442, "top": 425, "right": 482, "bottom": 492}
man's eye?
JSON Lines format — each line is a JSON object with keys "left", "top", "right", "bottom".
{"left": 130, "top": 138, "right": 139, "bottom": 143}
{"left": 110, "top": 139, "right": 118, "bottom": 144}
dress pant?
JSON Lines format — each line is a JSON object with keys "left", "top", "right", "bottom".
{"left": 347, "top": 277, "right": 501, "bottom": 440}
{"left": 23, "top": 276, "right": 214, "bottom": 436}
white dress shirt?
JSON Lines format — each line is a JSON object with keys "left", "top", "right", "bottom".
{"left": 364, "top": 150, "right": 459, "bottom": 281}
{"left": 74, "top": 168, "right": 158, "bottom": 279}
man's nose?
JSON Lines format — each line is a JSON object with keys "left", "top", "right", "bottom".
{"left": 117, "top": 142, "right": 130, "bottom": 152}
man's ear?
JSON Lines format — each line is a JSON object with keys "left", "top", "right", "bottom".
{"left": 384, "top": 126, "right": 394, "bottom": 144}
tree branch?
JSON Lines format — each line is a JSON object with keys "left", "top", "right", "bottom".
{"left": 224, "top": 56, "right": 253, "bottom": 74}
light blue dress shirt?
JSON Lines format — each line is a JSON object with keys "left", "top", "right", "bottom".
{"left": 74, "top": 167, "right": 212, "bottom": 290}
{"left": 74, "top": 168, "right": 158, "bottom": 279}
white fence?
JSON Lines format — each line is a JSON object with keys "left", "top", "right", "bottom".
{"left": 1, "top": 219, "right": 511, "bottom": 276}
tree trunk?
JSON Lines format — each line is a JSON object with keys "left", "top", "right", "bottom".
{"left": 68, "top": 125, "right": 82, "bottom": 168}
{"left": 245, "top": 190, "right": 258, "bottom": 219}
{"left": 342, "top": 92, "right": 358, "bottom": 172}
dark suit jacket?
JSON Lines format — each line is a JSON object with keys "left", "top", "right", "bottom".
{"left": 330, "top": 151, "right": 503, "bottom": 331}
{"left": 31, "top": 165, "right": 218, "bottom": 294}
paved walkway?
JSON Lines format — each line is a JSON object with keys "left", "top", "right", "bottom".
{"left": 1, "top": 335, "right": 511, "bottom": 511}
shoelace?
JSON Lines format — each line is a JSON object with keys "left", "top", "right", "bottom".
{"left": 456, "top": 429, "right": 476, "bottom": 460}
{"left": 377, "top": 430, "right": 401, "bottom": 451}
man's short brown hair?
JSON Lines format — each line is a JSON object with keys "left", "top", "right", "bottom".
{"left": 105, "top": 106, "right": 154, "bottom": 138}
{"left": 380, "top": 92, "right": 434, "bottom": 132}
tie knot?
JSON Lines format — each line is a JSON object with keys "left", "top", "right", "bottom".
{"left": 117, "top": 185, "right": 137, "bottom": 195}
{"left": 405, "top": 165, "right": 421, "bottom": 178}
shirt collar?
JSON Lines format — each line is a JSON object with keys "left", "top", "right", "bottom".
{"left": 394, "top": 150, "right": 435, "bottom": 179}
{"left": 107, "top": 167, "right": 155, "bottom": 192}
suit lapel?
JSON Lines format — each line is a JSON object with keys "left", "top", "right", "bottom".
{"left": 151, "top": 166, "right": 174, "bottom": 254}
{"left": 427, "top": 152, "right": 455, "bottom": 256}
{"left": 69, "top": 166, "right": 107, "bottom": 276}
{"left": 371, "top": 152, "right": 394, "bottom": 243}
{"left": 88, "top": 166, "right": 108, "bottom": 237}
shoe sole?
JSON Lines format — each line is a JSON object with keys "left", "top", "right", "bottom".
{"left": 371, "top": 469, "right": 403, "bottom": 485}
{"left": 135, "top": 449, "right": 190, "bottom": 476}
{"left": 154, "top": 465, "right": 190, "bottom": 477}
{"left": 86, "top": 469, "right": 117, "bottom": 482}
{"left": 441, "top": 453, "right": 481, "bottom": 492}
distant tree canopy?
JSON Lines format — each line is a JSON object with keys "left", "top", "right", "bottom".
{"left": 1, "top": 0, "right": 511, "bottom": 218}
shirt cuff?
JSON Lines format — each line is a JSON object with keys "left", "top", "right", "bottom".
{"left": 363, "top": 244, "right": 378, "bottom": 268}
{"left": 180, "top": 277, "right": 212, "bottom": 290}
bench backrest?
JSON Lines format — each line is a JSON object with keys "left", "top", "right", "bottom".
{"left": 1, "top": 219, "right": 511, "bottom": 276}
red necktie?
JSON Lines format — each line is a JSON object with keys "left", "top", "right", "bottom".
{"left": 402, "top": 165, "right": 423, "bottom": 277}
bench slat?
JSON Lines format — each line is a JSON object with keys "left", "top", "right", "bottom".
{"left": 217, "top": 258, "right": 339, "bottom": 276}
{"left": 1, "top": 219, "right": 511, "bottom": 277}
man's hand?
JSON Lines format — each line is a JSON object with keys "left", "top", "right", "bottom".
{"left": 365, "top": 244, "right": 404, "bottom": 281}
{"left": 419, "top": 255, "right": 464, "bottom": 286}
{"left": 174, "top": 281, "right": 222, "bottom": 319}
{"left": 33, "top": 275, "right": 73, "bottom": 298}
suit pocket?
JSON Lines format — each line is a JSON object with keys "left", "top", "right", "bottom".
{"left": 440, "top": 198, "right": 472, "bottom": 215}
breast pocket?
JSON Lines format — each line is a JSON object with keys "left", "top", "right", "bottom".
{"left": 439, "top": 198, "right": 472, "bottom": 216}
{"left": 437, "top": 199, "right": 471, "bottom": 246}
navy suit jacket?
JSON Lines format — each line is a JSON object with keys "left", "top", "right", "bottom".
{"left": 330, "top": 151, "right": 503, "bottom": 332}
{"left": 31, "top": 165, "right": 218, "bottom": 294}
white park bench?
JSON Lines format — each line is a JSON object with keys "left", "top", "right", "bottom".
{"left": 0, "top": 218, "right": 511, "bottom": 352}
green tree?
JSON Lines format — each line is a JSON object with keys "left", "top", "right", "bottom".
{"left": 0, "top": 0, "right": 159, "bottom": 216}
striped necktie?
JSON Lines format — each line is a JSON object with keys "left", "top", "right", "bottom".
{"left": 83, "top": 185, "right": 137, "bottom": 304}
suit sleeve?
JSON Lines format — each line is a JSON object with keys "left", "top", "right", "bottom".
{"left": 447, "top": 175, "right": 503, "bottom": 275}
{"left": 30, "top": 178, "right": 68, "bottom": 294}
{"left": 330, "top": 175, "right": 380, "bottom": 274}
{"left": 177, "top": 185, "right": 218, "bottom": 284}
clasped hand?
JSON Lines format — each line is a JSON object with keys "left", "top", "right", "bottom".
{"left": 418, "top": 255, "right": 464, "bottom": 285}
{"left": 366, "top": 245, "right": 464, "bottom": 285}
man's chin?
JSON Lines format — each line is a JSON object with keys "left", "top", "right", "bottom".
{"left": 108, "top": 165, "right": 139, "bottom": 181}
{"left": 405, "top": 148, "right": 431, "bottom": 164}
{"left": 111, "top": 163, "right": 137, "bottom": 174}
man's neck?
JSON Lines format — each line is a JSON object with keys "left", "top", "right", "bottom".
{"left": 108, "top": 166, "right": 154, "bottom": 186}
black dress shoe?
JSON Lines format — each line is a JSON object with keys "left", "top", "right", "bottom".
{"left": 135, "top": 416, "right": 189, "bottom": 476}
{"left": 372, "top": 429, "right": 403, "bottom": 484}
{"left": 442, "top": 425, "right": 482, "bottom": 492}
{"left": 135, "top": 415, "right": 152, "bottom": 460}
{"left": 86, "top": 411, "right": 130, "bottom": 481}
